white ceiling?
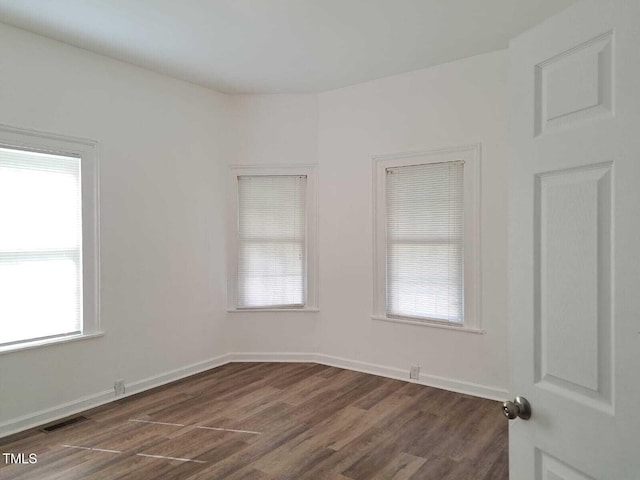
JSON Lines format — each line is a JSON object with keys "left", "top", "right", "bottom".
{"left": 0, "top": 0, "right": 576, "bottom": 94}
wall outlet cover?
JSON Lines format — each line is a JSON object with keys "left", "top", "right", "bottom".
{"left": 410, "top": 365, "right": 420, "bottom": 380}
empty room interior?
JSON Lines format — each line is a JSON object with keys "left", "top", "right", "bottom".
{"left": 1, "top": 1, "right": 640, "bottom": 479}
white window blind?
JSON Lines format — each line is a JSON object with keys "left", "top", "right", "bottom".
{"left": 237, "top": 175, "right": 306, "bottom": 308}
{"left": 385, "top": 161, "right": 464, "bottom": 323}
{"left": 0, "top": 147, "right": 83, "bottom": 346}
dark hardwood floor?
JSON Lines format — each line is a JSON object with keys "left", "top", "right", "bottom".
{"left": 0, "top": 362, "right": 508, "bottom": 479}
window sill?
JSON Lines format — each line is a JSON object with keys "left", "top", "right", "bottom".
{"left": 0, "top": 331, "right": 105, "bottom": 355}
{"left": 371, "top": 315, "right": 484, "bottom": 334}
{"left": 227, "top": 308, "right": 319, "bottom": 313}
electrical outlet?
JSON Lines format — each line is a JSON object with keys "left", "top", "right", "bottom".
{"left": 410, "top": 365, "right": 420, "bottom": 380}
{"left": 114, "top": 379, "right": 125, "bottom": 396}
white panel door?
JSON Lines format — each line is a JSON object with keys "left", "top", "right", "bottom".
{"left": 508, "top": 0, "right": 640, "bottom": 478}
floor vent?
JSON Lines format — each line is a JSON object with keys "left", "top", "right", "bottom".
{"left": 40, "top": 415, "right": 89, "bottom": 433}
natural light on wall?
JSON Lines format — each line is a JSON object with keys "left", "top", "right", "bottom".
{"left": 0, "top": 147, "right": 83, "bottom": 346}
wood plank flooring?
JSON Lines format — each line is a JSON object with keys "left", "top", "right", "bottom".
{"left": 0, "top": 362, "right": 508, "bottom": 480}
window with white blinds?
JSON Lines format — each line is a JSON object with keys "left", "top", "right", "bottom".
{"left": 0, "top": 147, "right": 83, "bottom": 346}
{"left": 236, "top": 175, "right": 307, "bottom": 309}
{"left": 373, "top": 145, "right": 480, "bottom": 331}
{"left": 385, "top": 161, "right": 464, "bottom": 323}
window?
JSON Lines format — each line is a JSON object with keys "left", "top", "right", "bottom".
{"left": 237, "top": 175, "right": 306, "bottom": 308}
{"left": 0, "top": 126, "right": 100, "bottom": 351}
{"left": 373, "top": 145, "right": 481, "bottom": 332}
{"left": 386, "top": 161, "right": 464, "bottom": 322}
{"left": 228, "top": 165, "right": 318, "bottom": 311}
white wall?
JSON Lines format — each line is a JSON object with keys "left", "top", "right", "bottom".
{"left": 315, "top": 51, "right": 509, "bottom": 397}
{"left": 226, "top": 51, "right": 509, "bottom": 399}
{"left": 226, "top": 95, "right": 320, "bottom": 354}
{"left": 0, "top": 24, "right": 232, "bottom": 434}
{"left": 0, "top": 23, "right": 509, "bottom": 436}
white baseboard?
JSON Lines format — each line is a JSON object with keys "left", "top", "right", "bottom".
{"left": 227, "top": 352, "right": 316, "bottom": 363}
{"left": 123, "top": 353, "right": 232, "bottom": 397}
{"left": 0, "top": 354, "right": 232, "bottom": 439}
{"left": 225, "top": 351, "right": 507, "bottom": 401}
{"left": 314, "top": 354, "right": 508, "bottom": 402}
{"left": 0, "top": 388, "right": 115, "bottom": 439}
{"left": 1, "top": 351, "right": 507, "bottom": 438}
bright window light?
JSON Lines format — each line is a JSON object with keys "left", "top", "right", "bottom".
{"left": 0, "top": 147, "right": 83, "bottom": 346}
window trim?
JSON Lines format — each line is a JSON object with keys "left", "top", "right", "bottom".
{"left": 372, "top": 144, "right": 482, "bottom": 332}
{"left": 0, "top": 124, "right": 101, "bottom": 352}
{"left": 227, "top": 164, "right": 318, "bottom": 312}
